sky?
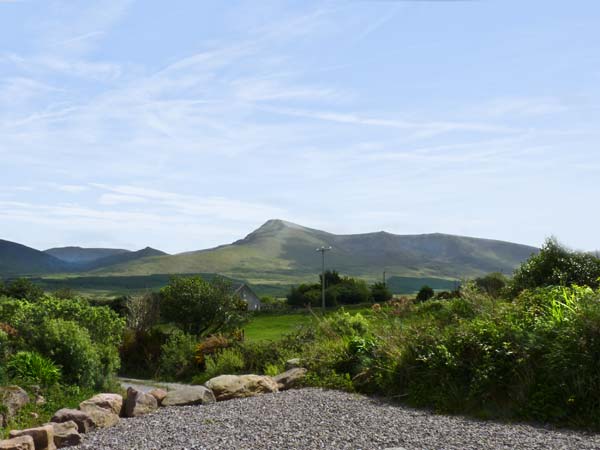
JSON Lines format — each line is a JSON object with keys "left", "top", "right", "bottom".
{"left": 1, "top": 0, "right": 599, "bottom": 254}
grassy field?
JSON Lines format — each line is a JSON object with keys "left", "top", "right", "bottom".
{"left": 243, "top": 304, "right": 375, "bottom": 342}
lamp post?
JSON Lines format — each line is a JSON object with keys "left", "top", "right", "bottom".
{"left": 316, "top": 246, "right": 332, "bottom": 311}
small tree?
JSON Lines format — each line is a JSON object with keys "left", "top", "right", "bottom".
{"left": 3, "top": 278, "right": 44, "bottom": 301}
{"left": 126, "top": 292, "right": 161, "bottom": 332}
{"left": 160, "top": 276, "right": 248, "bottom": 337}
{"left": 474, "top": 272, "right": 507, "bottom": 297}
{"left": 415, "top": 285, "right": 435, "bottom": 302}
{"left": 370, "top": 281, "right": 392, "bottom": 303}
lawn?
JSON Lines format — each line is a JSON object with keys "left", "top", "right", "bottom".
{"left": 243, "top": 305, "right": 376, "bottom": 342}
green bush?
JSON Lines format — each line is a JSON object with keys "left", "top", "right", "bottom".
{"left": 416, "top": 285, "right": 435, "bottom": 302}
{"left": 35, "top": 319, "right": 104, "bottom": 389}
{"left": 6, "top": 351, "right": 61, "bottom": 386}
{"left": 510, "top": 238, "right": 600, "bottom": 295}
{"left": 158, "top": 330, "right": 198, "bottom": 381}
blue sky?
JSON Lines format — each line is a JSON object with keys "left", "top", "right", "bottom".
{"left": 1, "top": 0, "right": 599, "bottom": 253}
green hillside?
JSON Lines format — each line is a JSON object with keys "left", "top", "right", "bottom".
{"left": 92, "top": 219, "right": 538, "bottom": 284}
{"left": 44, "top": 246, "right": 130, "bottom": 264}
{"left": 0, "top": 239, "right": 69, "bottom": 275}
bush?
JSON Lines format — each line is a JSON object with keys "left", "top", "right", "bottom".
{"left": 158, "top": 330, "right": 198, "bottom": 381}
{"left": 192, "top": 348, "right": 245, "bottom": 384}
{"left": 510, "top": 238, "right": 600, "bottom": 295}
{"left": 6, "top": 351, "right": 61, "bottom": 386}
{"left": 415, "top": 285, "right": 435, "bottom": 302}
{"left": 474, "top": 273, "right": 507, "bottom": 297}
{"left": 371, "top": 282, "right": 392, "bottom": 303}
{"left": 160, "top": 276, "right": 248, "bottom": 336}
{"left": 35, "top": 319, "right": 104, "bottom": 389}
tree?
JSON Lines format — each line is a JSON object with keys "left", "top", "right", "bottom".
{"left": 474, "top": 272, "right": 507, "bottom": 297}
{"left": 319, "top": 270, "right": 342, "bottom": 287}
{"left": 510, "top": 238, "right": 600, "bottom": 295}
{"left": 370, "top": 281, "right": 392, "bottom": 303}
{"left": 126, "top": 292, "right": 161, "bottom": 332}
{"left": 160, "top": 276, "right": 248, "bottom": 336}
{"left": 3, "top": 278, "right": 44, "bottom": 301}
{"left": 415, "top": 285, "right": 435, "bottom": 302}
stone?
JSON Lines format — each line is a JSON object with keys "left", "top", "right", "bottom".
{"left": 272, "top": 368, "right": 307, "bottom": 391}
{"left": 0, "top": 386, "right": 30, "bottom": 427}
{"left": 124, "top": 387, "right": 158, "bottom": 417}
{"left": 47, "top": 421, "right": 82, "bottom": 448}
{"left": 148, "top": 389, "right": 168, "bottom": 406}
{"left": 50, "top": 409, "right": 94, "bottom": 434}
{"left": 78, "top": 393, "right": 122, "bottom": 416}
{"left": 285, "top": 358, "right": 301, "bottom": 370}
{"left": 9, "top": 425, "right": 56, "bottom": 450}
{"left": 0, "top": 436, "right": 35, "bottom": 450}
{"left": 78, "top": 393, "right": 122, "bottom": 429}
{"left": 161, "top": 386, "right": 216, "bottom": 407}
{"left": 205, "top": 374, "right": 279, "bottom": 401}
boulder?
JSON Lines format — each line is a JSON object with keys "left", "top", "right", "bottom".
{"left": 124, "top": 387, "right": 158, "bottom": 417}
{"left": 205, "top": 374, "right": 279, "bottom": 401}
{"left": 0, "top": 436, "right": 35, "bottom": 450}
{"left": 161, "top": 386, "right": 216, "bottom": 407}
{"left": 285, "top": 358, "right": 301, "bottom": 370}
{"left": 50, "top": 409, "right": 94, "bottom": 434}
{"left": 0, "top": 386, "right": 30, "bottom": 427}
{"left": 148, "top": 389, "right": 168, "bottom": 406}
{"left": 78, "top": 393, "right": 122, "bottom": 416}
{"left": 78, "top": 393, "right": 122, "bottom": 429}
{"left": 272, "top": 367, "right": 307, "bottom": 391}
{"left": 9, "top": 425, "right": 56, "bottom": 450}
{"left": 47, "top": 421, "right": 81, "bottom": 448}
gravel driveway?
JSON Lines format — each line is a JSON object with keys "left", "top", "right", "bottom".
{"left": 71, "top": 388, "right": 600, "bottom": 450}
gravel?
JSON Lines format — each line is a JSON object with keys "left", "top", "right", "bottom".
{"left": 71, "top": 388, "right": 600, "bottom": 450}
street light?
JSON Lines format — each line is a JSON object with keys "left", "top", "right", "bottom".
{"left": 316, "top": 246, "right": 332, "bottom": 311}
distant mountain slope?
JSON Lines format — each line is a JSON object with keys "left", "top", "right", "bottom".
{"left": 84, "top": 247, "right": 167, "bottom": 270}
{"left": 93, "top": 219, "right": 538, "bottom": 284}
{"left": 45, "top": 247, "right": 130, "bottom": 264}
{"left": 0, "top": 239, "right": 70, "bottom": 276}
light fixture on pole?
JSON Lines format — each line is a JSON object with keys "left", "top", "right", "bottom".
{"left": 316, "top": 246, "right": 332, "bottom": 311}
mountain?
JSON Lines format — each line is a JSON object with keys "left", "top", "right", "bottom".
{"left": 82, "top": 247, "right": 167, "bottom": 270}
{"left": 0, "top": 239, "right": 70, "bottom": 276}
{"left": 45, "top": 247, "right": 130, "bottom": 264}
{"left": 92, "top": 219, "right": 538, "bottom": 284}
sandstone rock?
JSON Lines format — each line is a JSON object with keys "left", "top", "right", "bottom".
{"left": 78, "top": 393, "right": 122, "bottom": 429}
{"left": 124, "top": 387, "right": 158, "bottom": 417}
{"left": 0, "top": 386, "right": 30, "bottom": 427}
{"left": 273, "top": 367, "right": 307, "bottom": 391}
{"left": 51, "top": 409, "right": 94, "bottom": 434}
{"left": 148, "top": 389, "right": 168, "bottom": 406}
{"left": 161, "top": 386, "right": 216, "bottom": 407}
{"left": 205, "top": 374, "right": 279, "bottom": 401}
{"left": 0, "top": 436, "right": 35, "bottom": 450}
{"left": 9, "top": 425, "right": 56, "bottom": 450}
{"left": 47, "top": 421, "right": 82, "bottom": 448}
{"left": 78, "top": 393, "right": 122, "bottom": 416}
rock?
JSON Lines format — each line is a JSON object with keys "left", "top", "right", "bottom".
{"left": 78, "top": 393, "right": 122, "bottom": 429}
{"left": 0, "top": 386, "right": 30, "bottom": 427}
{"left": 0, "top": 436, "right": 35, "bottom": 450}
{"left": 78, "top": 393, "right": 122, "bottom": 416}
{"left": 161, "top": 386, "right": 216, "bottom": 407}
{"left": 47, "top": 421, "right": 82, "bottom": 448}
{"left": 9, "top": 425, "right": 56, "bottom": 450}
{"left": 34, "top": 395, "right": 46, "bottom": 406}
{"left": 50, "top": 409, "right": 94, "bottom": 434}
{"left": 205, "top": 374, "right": 279, "bottom": 401}
{"left": 273, "top": 368, "right": 307, "bottom": 391}
{"left": 124, "top": 387, "right": 158, "bottom": 417}
{"left": 285, "top": 358, "right": 301, "bottom": 370}
{"left": 148, "top": 389, "right": 167, "bottom": 406}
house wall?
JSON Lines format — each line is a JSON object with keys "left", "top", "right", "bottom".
{"left": 238, "top": 285, "right": 262, "bottom": 310}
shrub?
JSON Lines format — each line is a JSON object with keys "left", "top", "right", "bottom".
{"left": 510, "top": 238, "right": 600, "bottom": 295}
{"left": 6, "top": 351, "right": 61, "bottom": 386}
{"left": 158, "top": 330, "right": 198, "bottom": 380}
{"left": 198, "top": 348, "right": 245, "bottom": 382}
{"left": 160, "top": 276, "right": 248, "bottom": 336}
{"left": 415, "top": 285, "right": 434, "bottom": 302}
{"left": 474, "top": 272, "right": 507, "bottom": 297}
{"left": 371, "top": 282, "right": 393, "bottom": 303}
{"left": 35, "top": 319, "right": 103, "bottom": 389}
